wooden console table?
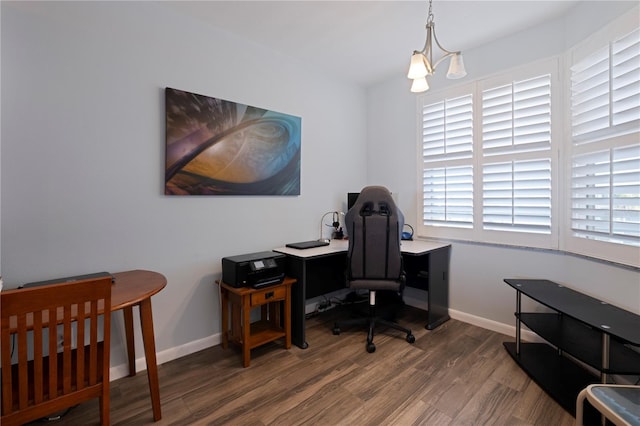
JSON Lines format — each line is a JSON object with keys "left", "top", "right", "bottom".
{"left": 218, "top": 278, "right": 296, "bottom": 367}
{"left": 503, "top": 278, "right": 640, "bottom": 420}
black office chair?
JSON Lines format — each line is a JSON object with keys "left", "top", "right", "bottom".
{"left": 333, "top": 186, "right": 415, "bottom": 353}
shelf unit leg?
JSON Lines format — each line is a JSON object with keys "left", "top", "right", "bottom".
{"left": 516, "top": 290, "right": 522, "bottom": 355}
{"left": 601, "top": 334, "right": 610, "bottom": 384}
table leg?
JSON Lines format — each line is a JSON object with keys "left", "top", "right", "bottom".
{"left": 221, "top": 287, "right": 229, "bottom": 349}
{"left": 139, "top": 298, "right": 162, "bottom": 421}
{"left": 285, "top": 286, "right": 292, "bottom": 349}
{"left": 242, "top": 294, "right": 251, "bottom": 368}
{"left": 123, "top": 306, "right": 136, "bottom": 376}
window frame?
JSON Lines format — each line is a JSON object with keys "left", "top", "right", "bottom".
{"left": 416, "top": 57, "right": 561, "bottom": 250}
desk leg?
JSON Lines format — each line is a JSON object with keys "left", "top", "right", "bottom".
{"left": 123, "top": 306, "right": 136, "bottom": 376}
{"left": 289, "top": 259, "right": 309, "bottom": 349}
{"left": 139, "top": 299, "right": 162, "bottom": 421}
{"left": 425, "top": 247, "right": 450, "bottom": 330}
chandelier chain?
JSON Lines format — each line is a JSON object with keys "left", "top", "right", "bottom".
{"left": 427, "top": 0, "right": 434, "bottom": 25}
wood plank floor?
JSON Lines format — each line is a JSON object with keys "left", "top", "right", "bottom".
{"left": 50, "top": 305, "right": 574, "bottom": 425}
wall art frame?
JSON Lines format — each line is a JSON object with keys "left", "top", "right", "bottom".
{"left": 165, "top": 87, "right": 301, "bottom": 196}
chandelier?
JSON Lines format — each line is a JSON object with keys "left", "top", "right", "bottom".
{"left": 407, "top": 0, "right": 467, "bottom": 93}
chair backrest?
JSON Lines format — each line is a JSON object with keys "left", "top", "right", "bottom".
{"left": 346, "top": 186, "right": 404, "bottom": 282}
{"left": 1, "top": 277, "right": 112, "bottom": 426}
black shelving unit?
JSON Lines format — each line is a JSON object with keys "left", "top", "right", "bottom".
{"left": 503, "top": 279, "right": 640, "bottom": 422}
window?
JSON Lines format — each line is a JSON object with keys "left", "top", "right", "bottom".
{"left": 417, "top": 11, "right": 639, "bottom": 268}
{"left": 421, "top": 94, "right": 474, "bottom": 230}
{"left": 567, "top": 26, "right": 640, "bottom": 265}
{"left": 481, "top": 75, "right": 553, "bottom": 235}
{"left": 418, "top": 59, "right": 557, "bottom": 248}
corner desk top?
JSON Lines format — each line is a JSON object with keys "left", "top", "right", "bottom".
{"left": 273, "top": 238, "right": 450, "bottom": 259}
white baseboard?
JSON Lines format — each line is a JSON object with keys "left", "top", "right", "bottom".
{"left": 448, "top": 308, "right": 543, "bottom": 343}
{"left": 403, "top": 295, "right": 543, "bottom": 343}
{"left": 109, "top": 333, "right": 221, "bottom": 381}
{"left": 109, "top": 301, "right": 543, "bottom": 381}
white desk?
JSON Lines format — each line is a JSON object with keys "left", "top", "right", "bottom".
{"left": 275, "top": 238, "right": 450, "bottom": 257}
{"left": 274, "top": 239, "right": 451, "bottom": 348}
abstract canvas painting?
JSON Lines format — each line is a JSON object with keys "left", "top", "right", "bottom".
{"left": 165, "top": 88, "right": 301, "bottom": 195}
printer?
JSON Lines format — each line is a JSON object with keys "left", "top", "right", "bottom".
{"left": 222, "top": 251, "right": 286, "bottom": 288}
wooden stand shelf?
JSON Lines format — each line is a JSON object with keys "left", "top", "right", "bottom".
{"left": 503, "top": 279, "right": 640, "bottom": 424}
{"left": 217, "top": 277, "right": 296, "bottom": 367}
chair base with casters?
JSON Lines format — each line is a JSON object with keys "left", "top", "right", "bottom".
{"left": 333, "top": 289, "right": 415, "bottom": 353}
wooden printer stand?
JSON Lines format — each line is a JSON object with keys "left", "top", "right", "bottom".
{"left": 218, "top": 277, "right": 296, "bottom": 367}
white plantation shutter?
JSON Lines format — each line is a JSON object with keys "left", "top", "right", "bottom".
{"left": 571, "top": 47, "right": 610, "bottom": 140}
{"left": 422, "top": 95, "right": 473, "bottom": 162}
{"left": 571, "top": 28, "right": 640, "bottom": 143}
{"left": 421, "top": 94, "right": 473, "bottom": 229}
{"left": 571, "top": 145, "right": 640, "bottom": 247}
{"left": 612, "top": 29, "right": 640, "bottom": 127}
{"left": 483, "top": 159, "right": 551, "bottom": 233}
{"left": 423, "top": 166, "right": 473, "bottom": 228}
{"left": 482, "top": 75, "right": 552, "bottom": 235}
{"left": 483, "top": 75, "right": 552, "bottom": 156}
{"left": 570, "top": 27, "right": 640, "bottom": 252}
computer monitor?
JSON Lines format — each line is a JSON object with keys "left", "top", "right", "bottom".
{"left": 347, "top": 192, "right": 360, "bottom": 211}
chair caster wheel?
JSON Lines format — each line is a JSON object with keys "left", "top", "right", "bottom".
{"left": 367, "top": 342, "right": 376, "bottom": 353}
{"left": 333, "top": 325, "right": 341, "bottom": 335}
{"left": 406, "top": 334, "right": 415, "bottom": 344}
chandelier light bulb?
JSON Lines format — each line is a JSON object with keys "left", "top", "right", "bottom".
{"left": 408, "top": 52, "right": 429, "bottom": 79}
{"left": 446, "top": 53, "right": 467, "bottom": 79}
{"left": 411, "top": 77, "right": 429, "bottom": 93}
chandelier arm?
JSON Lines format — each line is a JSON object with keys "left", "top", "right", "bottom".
{"left": 425, "top": 24, "right": 433, "bottom": 73}
{"left": 432, "top": 53, "right": 456, "bottom": 71}
{"left": 431, "top": 24, "right": 459, "bottom": 56}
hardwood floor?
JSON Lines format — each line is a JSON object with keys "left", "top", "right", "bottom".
{"left": 50, "top": 305, "right": 574, "bottom": 425}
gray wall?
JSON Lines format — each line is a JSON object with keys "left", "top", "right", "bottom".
{"left": 1, "top": 1, "right": 368, "bottom": 370}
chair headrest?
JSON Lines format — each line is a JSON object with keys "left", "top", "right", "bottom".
{"left": 360, "top": 201, "right": 391, "bottom": 217}
{"left": 350, "top": 186, "right": 397, "bottom": 217}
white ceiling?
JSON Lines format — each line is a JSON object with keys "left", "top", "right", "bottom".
{"left": 162, "top": 1, "right": 580, "bottom": 86}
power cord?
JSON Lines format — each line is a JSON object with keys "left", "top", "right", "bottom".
{"left": 38, "top": 406, "right": 77, "bottom": 422}
{"left": 305, "top": 296, "right": 336, "bottom": 319}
